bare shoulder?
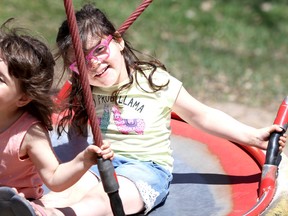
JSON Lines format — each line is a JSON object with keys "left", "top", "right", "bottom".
{"left": 20, "top": 123, "right": 51, "bottom": 157}
{"left": 25, "top": 123, "right": 49, "bottom": 139}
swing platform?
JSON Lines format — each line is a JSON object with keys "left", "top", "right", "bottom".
{"left": 49, "top": 111, "right": 288, "bottom": 216}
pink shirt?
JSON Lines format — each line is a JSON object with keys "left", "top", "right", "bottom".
{"left": 0, "top": 112, "right": 44, "bottom": 199}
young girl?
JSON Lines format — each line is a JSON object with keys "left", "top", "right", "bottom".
{"left": 39, "top": 3, "right": 286, "bottom": 216}
{"left": 0, "top": 19, "right": 114, "bottom": 215}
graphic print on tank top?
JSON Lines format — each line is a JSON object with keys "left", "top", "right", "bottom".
{"left": 98, "top": 104, "right": 110, "bottom": 134}
{"left": 111, "top": 106, "right": 145, "bottom": 135}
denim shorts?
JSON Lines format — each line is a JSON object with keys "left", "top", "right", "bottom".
{"left": 90, "top": 155, "right": 172, "bottom": 214}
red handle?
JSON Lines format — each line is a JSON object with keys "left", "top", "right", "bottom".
{"left": 273, "top": 96, "right": 288, "bottom": 130}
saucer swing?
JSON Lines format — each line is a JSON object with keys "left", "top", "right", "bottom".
{"left": 53, "top": 0, "right": 288, "bottom": 215}
{"left": 52, "top": 83, "right": 288, "bottom": 216}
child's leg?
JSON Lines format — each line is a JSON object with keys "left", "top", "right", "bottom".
{"left": 59, "top": 176, "right": 144, "bottom": 216}
{"left": 40, "top": 171, "right": 100, "bottom": 208}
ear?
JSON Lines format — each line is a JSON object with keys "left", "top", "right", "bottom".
{"left": 16, "top": 94, "right": 32, "bottom": 107}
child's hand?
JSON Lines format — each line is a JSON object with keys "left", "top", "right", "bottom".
{"left": 99, "top": 140, "right": 114, "bottom": 160}
{"left": 278, "top": 131, "right": 287, "bottom": 153}
{"left": 84, "top": 140, "right": 114, "bottom": 166}
{"left": 256, "top": 125, "right": 287, "bottom": 151}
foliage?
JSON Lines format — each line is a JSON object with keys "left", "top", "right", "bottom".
{"left": 0, "top": 0, "right": 287, "bottom": 108}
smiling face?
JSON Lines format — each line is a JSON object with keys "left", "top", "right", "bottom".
{"left": 69, "top": 35, "right": 129, "bottom": 88}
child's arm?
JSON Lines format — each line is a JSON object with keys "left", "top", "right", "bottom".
{"left": 21, "top": 123, "right": 113, "bottom": 192}
{"left": 172, "top": 86, "right": 286, "bottom": 150}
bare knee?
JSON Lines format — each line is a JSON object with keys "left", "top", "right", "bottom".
{"left": 118, "top": 176, "right": 144, "bottom": 215}
{"left": 70, "top": 185, "right": 114, "bottom": 216}
{"left": 71, "top": 177, "right": 144, "bottom": 216}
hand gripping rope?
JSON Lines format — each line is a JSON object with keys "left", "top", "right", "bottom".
{"left": 62, "top": 1, "right": 153, "bottom": 215}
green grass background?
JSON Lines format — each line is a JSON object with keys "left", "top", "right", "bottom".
{"left": 1, "top": 0, "right": 287, "bottom": 109}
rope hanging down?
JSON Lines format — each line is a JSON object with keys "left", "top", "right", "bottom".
{"left": 63, "top": 0, "right": 102, "bottom": 147}
{"left": 63, "top": 1, "right": 125, "bottom": 215}
{"left": 62, "top": 0, "right": 153, "bottom": 215}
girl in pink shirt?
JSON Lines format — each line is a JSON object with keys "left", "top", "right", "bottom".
{"left": 0, "top": 19, "right": 114, "bottom": 216}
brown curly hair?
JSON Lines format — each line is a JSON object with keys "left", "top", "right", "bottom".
{"left": 0, "top": 19, "right": 55, "bottom": 130}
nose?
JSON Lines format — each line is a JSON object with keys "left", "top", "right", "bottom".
{"left": 89, "top": 58, "right": 101, "bottom": 70}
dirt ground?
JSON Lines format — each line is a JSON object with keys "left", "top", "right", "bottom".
{"left": 209, "top": 102, "right": 275, "bottom": 128}
{"left": 209, "top": 101, "right": 288, "bottom": 156}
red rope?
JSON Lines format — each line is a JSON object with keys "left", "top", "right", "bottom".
{"left": 63, "top": 0, "right": 103, "bottom": 147}
{"left": 118, "top": 0, "right": 153, "bottom": 34}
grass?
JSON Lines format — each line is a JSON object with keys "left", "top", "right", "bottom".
{"left": 0, "top": 0, "right": 287, "bottom": 109}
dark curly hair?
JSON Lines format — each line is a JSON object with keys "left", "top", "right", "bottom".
{"left": 0, "top": 18, "right": 55, "bottom": 130}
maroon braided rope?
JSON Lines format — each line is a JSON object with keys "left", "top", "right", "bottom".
{"left": 63, "top": 0, "right": 103, "bottom": 147}
{"left": 117, "top": 0, "right": 153, "bottom": 34}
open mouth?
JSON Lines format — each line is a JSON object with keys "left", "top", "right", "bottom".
{"left": 94, "top": 65, "right": 109, "bottom": 77}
